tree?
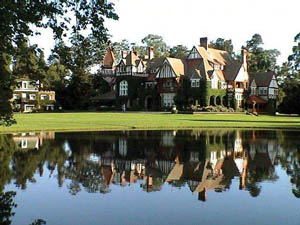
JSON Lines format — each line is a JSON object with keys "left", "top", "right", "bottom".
{"left": 51, "top": 33, "right": 107, "bottom": 109}
{"left": 0, "top": 0, "right": 118, "bottom": 125}
{"left": 169, "top": 45, "right": 189, "bottom": 58}
{"left": 278, "top": 33, "right": 300, "bottom": 114}
{"left": 0, "top": 53, "right": 15, "bottom": 126}
{"left": 12, "top": 40, "right": 47, "bottom": 89}
{"left": 288, "top": 33, "right": 300, "bottom": 76}
{"left": 209, "top": 38, "right": 234, "bottom": 56}
{"left": 244, "top": 34, "right": 280, "bottom": 73}
{"left": 141, "top": 34, "right": 169, "bottom": 58}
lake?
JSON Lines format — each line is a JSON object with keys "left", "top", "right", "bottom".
{"left": 1, "top": 129, "right": 300, "bottom": 225}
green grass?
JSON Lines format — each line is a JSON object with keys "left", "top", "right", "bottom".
{"left": 0, "top": 112, "right": 300, "bottom": 133}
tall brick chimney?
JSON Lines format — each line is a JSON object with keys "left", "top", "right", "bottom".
{"left": 148, "top": 47, "right": 154, "bottom": 60}
{"left": 241, "top": 49, "right": 248, "bottom": 64}
{"left": 200, "top": 37, "right": 208, "bottom": 50}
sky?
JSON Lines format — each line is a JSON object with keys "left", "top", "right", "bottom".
{"left": 31, "top": 0, "right": 300, "bottom": 65}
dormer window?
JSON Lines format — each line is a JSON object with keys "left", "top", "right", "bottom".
{"left": 191, "top": 79, "right": 200, "bottom": 87}
{"left": 22, "top": 81, "right": 27, "bottom": 89}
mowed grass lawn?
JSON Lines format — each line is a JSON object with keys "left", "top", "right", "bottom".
{"left": 0, "top": 112, "right": 300, "bottom": 133}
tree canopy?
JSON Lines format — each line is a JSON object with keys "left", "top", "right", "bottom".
{"left": 209, "top": 38, "right": 234, "bottom": 57}
{"left": 244, "top": 34, "right": 280, "bottom": 73}
{"left": 0, "top": 0, "right": 118, "bottom": 126}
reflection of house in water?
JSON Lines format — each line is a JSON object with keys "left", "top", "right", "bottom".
{"left": 247, "top": 132, "right": 279, "bottom": 179}
{"left": 13, "top": 132, "right": 55, "bottom": 150}
{"left": 64, "top": 130, "right": 281, "bottom": 198}
{"left": 164, "top": 130, "right": 280, "bottom": 201}
{"left": 161, "top": 131, "right": 177, "bottom": 148}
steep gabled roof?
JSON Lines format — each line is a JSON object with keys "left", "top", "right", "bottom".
{"left": 166, "top": 57, "right": 185, "bottom": 77}
{"left": 196, "top": 46, "right": 233, "bottom": 66}
{"left": 223, "top": 61, "right": 242, "bottom": 81}
{"left": 103, "top": 47, "right": 116, "bottom": 68}
{"left": 147, "top": 57, "right": 165, "bottom": 72}
{"left": 251, "top": 71, "right": 275, "bottom": 87}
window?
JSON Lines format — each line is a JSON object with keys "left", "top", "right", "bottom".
{"left": 251, "top": 87, "right": 256, "bottom": 95}
{"left": 119, "top": 80, "right": 128, "bottom": 96}
{"left": 163, "top": 94, "right": 175, "bottom": 107}
{"left": 263, "top": 89, "right": 267, "bottom": 95}
{"left": 274, "top": 89, "right": 278, "bottom": 95}
{"left": 191, "top": 79, "right": 200, "bottom": 87}
{"left": 29, "top": 94, "right": 36, "bottom": 100}
{"left": 188, "top": 48, "right": 201, "bottom": 59}
{"left": 13, "top": 94, "right": 19, "bottom": 99}
{"left": 40, "top": 95, "right": 47, "bottom": 100}
{"left": 22, "top": 81, "right": 27, "bottom": 89}
{"left": 21, "top": 139, "right": 27, "bottom": 148}
{"left": 22, "top": 93, "right": 27, "bottom": 99}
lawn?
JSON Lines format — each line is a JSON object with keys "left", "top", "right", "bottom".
{"left": 0, "top": 112, "right": 300, "bottom": 133}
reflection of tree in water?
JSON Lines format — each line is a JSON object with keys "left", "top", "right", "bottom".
{"left": 0, "top": 191, "right": 17, "bottom": 225}
{"left": 276, "top": 131, "right": 300, "bottom": 198}
{"left": 1, "top": 130, "right": 300, "bottom": 200}
{"left": 0, "top": 191, "right": 46, "bottom": 225}
{"left": 0, "top": 135, "right": 16, "bottom": 192}
{"left": 287, "top": 150, "right": 300, "bottom": 198}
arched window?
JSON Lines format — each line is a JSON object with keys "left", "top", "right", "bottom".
{"left": 119, "top": 80, "right": 128, "bottom": 96}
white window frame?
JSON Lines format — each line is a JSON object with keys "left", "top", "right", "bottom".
{"left": 119, "top": 80, "right": 128, "bottom": 96}
{"left": 40, "top": 95, "right": 47, "bottom": 100}
{"left": 29, "top": 94, "right": 36, "bottom": 100}
{"left": 22, "top": 93, "right": 27, "bottom": 99}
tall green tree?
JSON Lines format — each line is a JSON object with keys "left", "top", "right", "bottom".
{"left": 169, "top": 45, "right": 189, "bottom": 58}
{"left": 51, "top": 33, "right": 107, "bottom": 109}
{"left": 278, "top": 32, "right": 300, "bottom": 114}
{"left": 288, "top": 33, "right": 300, "bottom": 76}
{"left": 0, "top": 53, "right": 14, "bottom": 126}
{"left": 244, "top": 34, "right": 280, "bottom": 73}
{"left": 0, "top": 0, "right": 118, "bottom": 125}
{"left": 13, "top": 40, "right": 47, "bottom": 89}
{"left": 209, "top": 38, "right": 234, "bottom": 56}
{"left": 141, "top": 34, "right": 169, "bottom": 58}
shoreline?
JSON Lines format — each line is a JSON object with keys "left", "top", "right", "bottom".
{"left": 1, "top": 112, "right": 300, "bottom": 134}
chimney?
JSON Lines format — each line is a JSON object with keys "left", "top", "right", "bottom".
{"left": 241, "top": 49, "right": 248, "bottom": 64}
{"left": 148, "top": 47, "right": 154, "bottom": 60}
{"left": 121, "top": 50, "right": 128, "bottom": 59}
{"left": 200, "top": 37, "right": 208, "bottom": 50}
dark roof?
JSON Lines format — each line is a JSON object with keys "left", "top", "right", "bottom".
{"left": 251, "top": 71, "right": 275, "bottom": 87}
{"left": 146, "top": 57, "right": 165, "bottom": 72}
{"left": 223, "top": 61, "right": 242, "bottom": 81}
{"left": 246, "top": 96, "right": 267, "bottom": 104}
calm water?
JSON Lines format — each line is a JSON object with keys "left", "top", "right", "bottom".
{"left": 1, "top": 130, "right": 300, "bottom": 225}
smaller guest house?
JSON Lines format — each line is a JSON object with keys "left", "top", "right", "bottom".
{"left": 12, "top": 78, "right": 56, "bottom": 112}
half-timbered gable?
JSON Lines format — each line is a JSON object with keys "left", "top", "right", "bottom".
{"left": 188, "top": 47, "right": 201, "bottom": 60}
{"left": 156, "top": 59, "right": 177, "bottom": 78}
{"left": 247, "top": 71, "right": 279, "bottom": 113}
{"left": 250, "top": 71, "right": 279, "bottom": 100}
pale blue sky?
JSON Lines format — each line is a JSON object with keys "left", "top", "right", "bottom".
{"left": 31, "top": 0, "right": 300, "bottom": 65}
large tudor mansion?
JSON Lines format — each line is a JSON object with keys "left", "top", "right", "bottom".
{"left": 98, "top": 37, "right": 279, "bottom": 113}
